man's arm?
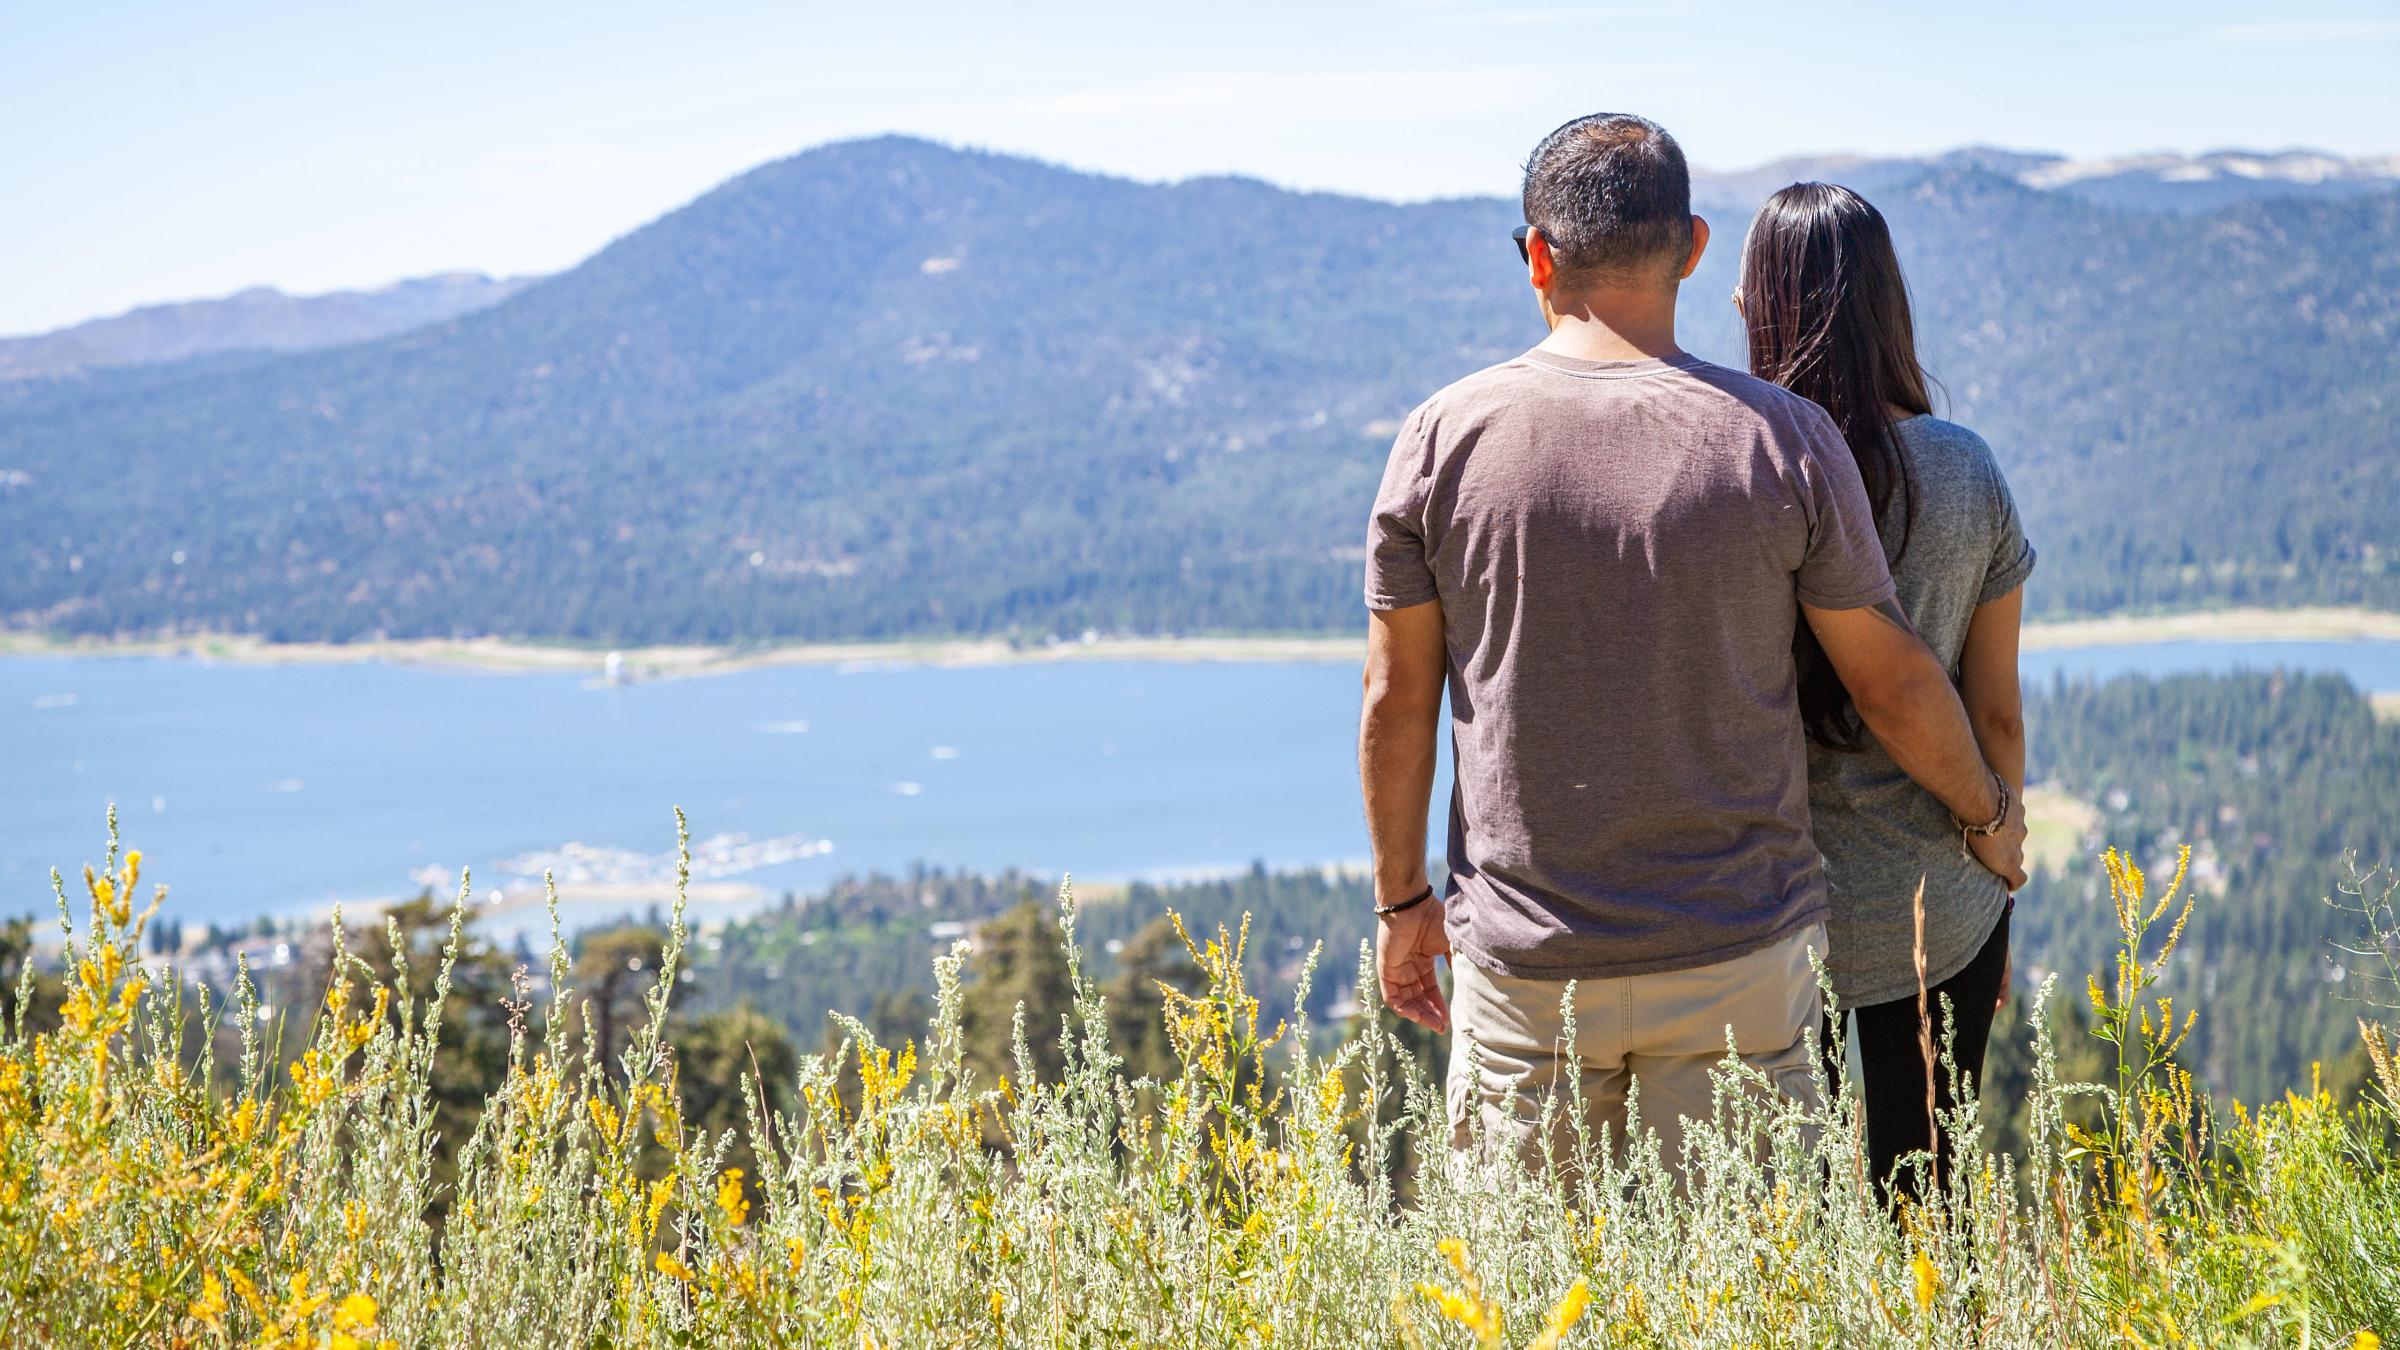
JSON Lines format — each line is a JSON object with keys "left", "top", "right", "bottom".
{"left": 1802, "top": 597, "right": 2028, "bottom": 889}
{"left": 1360, "top": 600, "right": 1451, "bottom": 1033}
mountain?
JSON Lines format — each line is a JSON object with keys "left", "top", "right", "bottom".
{"left": 1, "top": 136, "right": 2395, "bottom": 644}
{"left": 0, "top": 273, "right": 533, "bottom": 382}
{"left": 1693, "top": 147, "right": 2400, "bottom": 215}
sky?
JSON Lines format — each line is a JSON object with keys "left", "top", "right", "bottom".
{"left": 5, "top": 1, "right": 2398, "bottom": 335}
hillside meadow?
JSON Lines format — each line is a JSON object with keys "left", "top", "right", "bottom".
{"left": 2, "top": 811, "right": 2396, "bottom": 1347}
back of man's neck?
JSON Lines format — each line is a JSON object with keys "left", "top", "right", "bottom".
{"left": 1537, "top": 293, "right": 1685, "bottom": 363}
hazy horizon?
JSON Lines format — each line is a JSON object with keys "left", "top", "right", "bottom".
{"left": 9, "top": 131, "right": 2395, "bottom": 340}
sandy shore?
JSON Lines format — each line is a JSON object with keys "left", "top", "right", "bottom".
{"left": 0, "top": 629, "right": 1366, "bottom": 678}
{"left": 4, "top": 605, "right": 2396, "bottom": 680}
{"left": 2016, "top": 606, "right": 2400, "bottom": 651}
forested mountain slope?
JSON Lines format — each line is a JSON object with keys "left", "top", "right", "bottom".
{"left": 3, "top": 137, "right": 2393, "bottom": 643}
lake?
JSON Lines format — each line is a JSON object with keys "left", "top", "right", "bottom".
{"left": 8, "top": 638, "right": 2398, "bottom": 930}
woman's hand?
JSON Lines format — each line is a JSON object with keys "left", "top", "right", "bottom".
{"left": 1377, "top": 892, "right": 1452, "bottom": 1034}
{"left": 1966, "top": 787, "right": 2029, "bottom": 890}
{"left": 1958, "top": 586, "right": 2028, "bottom": 892}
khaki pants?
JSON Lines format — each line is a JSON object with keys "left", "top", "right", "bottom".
{"left": 1446, "top": 922, "right": 1825, "bottom": 1181}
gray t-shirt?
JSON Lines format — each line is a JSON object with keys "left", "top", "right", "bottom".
{"left": 1808, "top": 415, "right": 2036, "bottom": 1008}
{"left": 1366, "top": 348, "right": 1896, "bottom": 980}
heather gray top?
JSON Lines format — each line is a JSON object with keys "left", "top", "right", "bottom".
{"left": 1809, "top": 415, "right": 2036, "bottom": 1008}
{"left": 1366, "top": 348, "right": 1896, "bottom": 980}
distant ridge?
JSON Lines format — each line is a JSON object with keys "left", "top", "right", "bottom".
{"left": 14, "top": 142, "right": 2392, "bottom": 375}
{"left": 1693, "top": 146, "right": 2400, "bottom": 213}
{"left": 0, "top": 273, "right": 534, "bottom": 381}
{"left": 1, "top": 135, "right": 2394, "bottom": 644}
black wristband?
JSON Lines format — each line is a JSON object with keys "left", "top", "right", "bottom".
{"left": 1375, "top": 885, "right": 1435, "bottom": 918}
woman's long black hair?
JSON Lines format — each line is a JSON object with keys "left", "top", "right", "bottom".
{"left": 1741, "top": 182, "right": 1937, "bottom": 752}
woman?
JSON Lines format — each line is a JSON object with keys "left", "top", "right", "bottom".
{"left": 1738, "top": 182, "right": 2036, "bottom": 1202}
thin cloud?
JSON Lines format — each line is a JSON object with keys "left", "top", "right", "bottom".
{"left": 2206, "top": 19, "right": 2400, "bottom": 42}
{"left": 468, "top": 142, "right": 792, "bottom": 192}
{"left": 905, "top": 67, "right": 1553, "bottom": 127}
{"left": 1410, "top": 0, "right": 1696, "bottom": 26}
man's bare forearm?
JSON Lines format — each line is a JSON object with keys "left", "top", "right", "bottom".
{"left": 1845, "top": 599, "right": 2003, "bottom": 825}
{"left": 1360, "top": 603, "right": 1447, "bottom": 902}
{"left": 1359, "top": 685, "right": 1440, "bottom": 899}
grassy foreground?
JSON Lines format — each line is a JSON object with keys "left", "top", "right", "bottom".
{"left": 3, "top": 818, "right": 2396, "bottom": 1347}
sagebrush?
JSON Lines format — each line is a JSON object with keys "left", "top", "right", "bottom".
{"left": 2, "top": 811, "right": 2394, "bottom": 1347}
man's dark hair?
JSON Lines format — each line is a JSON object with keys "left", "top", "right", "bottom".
{"left": 1521, "top": 113, "right": 1693, "bottom": 286}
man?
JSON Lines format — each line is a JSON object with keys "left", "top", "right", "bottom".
{"left": 1358, "top": 113, "right": 2026, "bottom": 1176}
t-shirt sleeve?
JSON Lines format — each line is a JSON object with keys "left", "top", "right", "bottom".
{"left": 1790, "top": 408, "right": 1898, "bottom": 610}
{"left": 1978, "top": 455, "right": 2037, "bottom": 605}
{"left": 1364, "top": 408, "right": 1440, "bottom": 611}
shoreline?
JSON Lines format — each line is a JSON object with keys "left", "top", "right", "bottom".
{"left": 4, "top": 605, "right": 2399, "bottom": 680}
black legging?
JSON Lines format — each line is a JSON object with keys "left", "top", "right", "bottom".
{"left": 1822, "top": 906, "right": 2010, "bottom": 1205}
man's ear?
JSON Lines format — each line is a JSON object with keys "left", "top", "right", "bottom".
{"left": 1679, "top": 216, "right": 1711, "bottom": 281}
{"left": 1527, "top": 227, "right": 1556, "bottom": 290}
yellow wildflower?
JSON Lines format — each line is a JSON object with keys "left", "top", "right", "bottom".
{"left": 717, "top": 1167, "right": 750, "bottom": 1228}
{"left": 643, "top": 1175, "right": 675, "bottom": 1242}
{"left": 333, "top": 1290, "right": 379, "bottom": 1330}
{"left": 189, "top": 1271, "right": 228, "bottom": 1333}
{"left": 590, "top": 1096, "right": 621, "bottom": 1143}
{"left": 94, "top": 874, "right": 126, "bottom": 927}
{"left": 1530, "top": 1280, "right": 1590, "bottom": 1350}
{"left": 1416, "top": 1239, "right": 1504, "bottom": 1347}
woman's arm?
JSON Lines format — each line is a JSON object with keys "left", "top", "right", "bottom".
{"left": 1956, "top": 585, "right": 2026, "bottom": 794}
{"left": 1957, "top": 584, "right": 2026, "bottom": 1009}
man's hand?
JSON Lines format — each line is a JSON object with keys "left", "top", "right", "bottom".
{"left": 1377, "top": 893, "right": 1451, "bottom": 1033}
{"left": 1966, "top": 785, "right": 2029, "bottom": 891}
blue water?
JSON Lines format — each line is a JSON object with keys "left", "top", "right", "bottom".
{"left": 2020, "top": 639, "right": 2400, "bottom": 690}
{"left": 6, "top": 638, "right": 2396, "bottom": 928}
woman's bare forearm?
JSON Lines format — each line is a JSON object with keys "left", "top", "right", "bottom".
{"left": 1958, "top": 587, "right": 2027, "bottom": 793}
{"left": 1971, "top": 712, "right": 2024, "bottom": 793}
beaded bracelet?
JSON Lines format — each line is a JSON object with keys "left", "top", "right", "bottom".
{"left": 1955, "top": 771, "right": 2014, "bottom": 838}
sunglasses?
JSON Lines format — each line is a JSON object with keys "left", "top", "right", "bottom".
{"left": 1512, "top": 224, "right": 1533, "bottom": 263}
